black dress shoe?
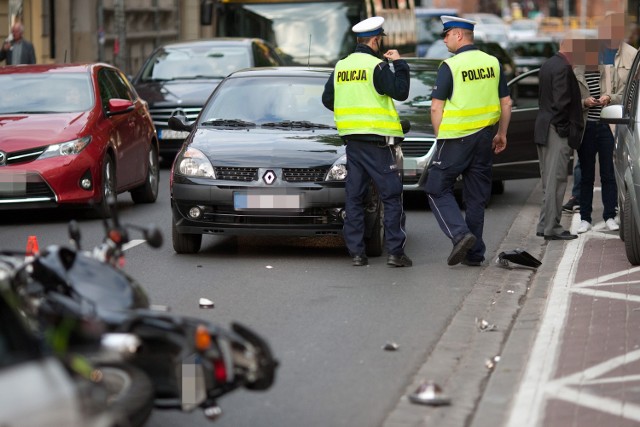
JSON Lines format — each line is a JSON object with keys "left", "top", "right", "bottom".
{"left": 387, "top": 253, "right": 413, "bottom": 267}
{"left": 536, "top": 232, "right": 544, "bottom": 237}
{"left": 447, "top": 233, "right": 476, "bottom": 266}
{"left": 352, "top": 255, "right": 369, "bottom": 266}
{"left": 544, "top": 231, "right": 578, "bottom": 241}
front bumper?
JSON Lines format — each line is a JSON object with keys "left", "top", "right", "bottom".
{"left": 172, "top": 176, "right": 346, "bottom": 237}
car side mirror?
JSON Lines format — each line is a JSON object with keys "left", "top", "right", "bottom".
{"left": 600, "top": 105, "right": 627, "bottom": 125}
{"left": 106, "top": 98, "right": 135, "bottom": 116}
{"left": 168, "top": 113, "right": 193, "bottom": 132}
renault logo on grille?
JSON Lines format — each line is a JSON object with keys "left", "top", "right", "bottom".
{"left": 0, "top": 151, "right": 6, "bottom": 166}
{"left": 263, "top": 170, "right": 277, "bottom": 185}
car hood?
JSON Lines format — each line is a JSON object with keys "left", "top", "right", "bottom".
{"left": 0, "top": 113, "right": 90, "bottom": 150}
{"left": 188, "top": 128, "right": 345, "bottom": 168}
{"left": 135, "top": 80, "right": 223, "bottom": 107}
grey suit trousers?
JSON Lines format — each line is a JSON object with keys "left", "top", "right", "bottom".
{"left": 536, "top": 126, "right": 572, "bottom": 236}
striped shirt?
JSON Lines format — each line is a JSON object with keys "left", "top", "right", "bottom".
{"left": 585, "top": 70, "right": 601, "bottom": 122}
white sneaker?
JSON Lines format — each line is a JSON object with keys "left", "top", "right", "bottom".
{"left": 606, "top": 218, "right": 620, "bottom": 231}
{"left": 577, "top": 220, "right": 592, "bottom": 234}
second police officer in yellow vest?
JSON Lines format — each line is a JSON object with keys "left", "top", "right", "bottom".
{"left": 322, "top": 16, "right": 412, "bottom": 268}
{"left": 426, "top": 16, "right": 512, "bottom": 266}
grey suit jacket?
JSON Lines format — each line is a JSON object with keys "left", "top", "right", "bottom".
{"left": 0, "top": 39, "right": 36, "bottom": 65}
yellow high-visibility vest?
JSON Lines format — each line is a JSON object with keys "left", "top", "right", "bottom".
{"left": 439, "top": 49, "right": 501, "bottom": 139}
{"left": 333, "top": 53, "right": 403, "bottom": 137}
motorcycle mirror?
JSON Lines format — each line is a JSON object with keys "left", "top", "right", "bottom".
{"left": 143, "top": 225, "right": 163, "bottom": 248}
{"left": 68, "top": 220, "right": 81, "bottom": 249}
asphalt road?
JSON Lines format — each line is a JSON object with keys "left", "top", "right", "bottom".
{"left": 0, "top": 171, "right": 538, "bottom": 427}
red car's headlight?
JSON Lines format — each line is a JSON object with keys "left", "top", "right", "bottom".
{"left": 37, "top": 136, "right": 92, "bottom": 160}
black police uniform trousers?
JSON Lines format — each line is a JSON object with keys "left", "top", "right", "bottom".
{"left": 344, "top": 138, "right": 407, "bottom": 257}
{"left": 425, "top": 127, "right": 493, "bottom": 262}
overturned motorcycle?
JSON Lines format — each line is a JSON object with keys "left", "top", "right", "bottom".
{"left": 0, "top": 198, "right": 278, "bottom": 426}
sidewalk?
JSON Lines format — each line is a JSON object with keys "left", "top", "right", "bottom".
{"left": 503, "top": 201, "right": 640, "bottom": 427}
{"left": 384, "top": 181, "right": 639, "bottom": 427}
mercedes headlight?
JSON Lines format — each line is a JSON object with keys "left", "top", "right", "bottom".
{"left": 38, "top": 136, "right": 91, "bottom": 159}
{"left": 177, "top": 147, "right": 215, "bottom": 178}
{"left": 325, "top": 154, "right": 347, "bottom": 181}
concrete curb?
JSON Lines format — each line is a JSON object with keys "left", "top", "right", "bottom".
{"left": 383, "top": 181, "right": 556, "bottom": 427}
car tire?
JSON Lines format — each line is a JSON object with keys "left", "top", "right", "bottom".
{"left": 491, "top": 180, "right": 505, "bottom": 195}
{"left": 619, "top": 196, "right": 625, "bottom": 241}
{"left": 364, "top": 184, "right": 384, "bottom": 257}
{"left": 98, "top": 362, "right": 155, "bottom": 427}
{"left": 130, "top": 144, "right": 159, "bottom": 204}
{"left": 96, "top": 153, "right": 116, "bottom": 218}
{"left": 172, "top": 218, "right": 202, "bottom": 254}
{"left": 623, "top": 189, "right": 640, "bottom": 265}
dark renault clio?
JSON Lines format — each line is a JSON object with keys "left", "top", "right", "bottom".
{"left": 169, "top": 67, "right": 389, "bottom": 256}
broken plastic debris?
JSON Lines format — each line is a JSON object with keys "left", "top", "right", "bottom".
{"left": 485, "top": 355, "right": 501, "bottom": 369}
{"left": 199, "top": 298, "right": 214, "bottom": 309}
{"left": 495, "top": 249, "right": 541, "bottom": 269}
{"left": 383, "top": 342, "right": 399, "bottom": 351}
{"left": 476, "top": 317, "right": 498, "bottom": 332}
{"left": 408, "top": 381, "right": 451, "bottom": 406}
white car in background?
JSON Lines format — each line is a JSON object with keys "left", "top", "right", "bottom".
{"left": 463, "top": 13, "right": 510, "bottom": 47}
{"left": 508, "top": 18, "right": 540, "bottom": 40}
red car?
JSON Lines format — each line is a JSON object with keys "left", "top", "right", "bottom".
{"left": 0, "top": 63, "right": 159, "bottom": 216}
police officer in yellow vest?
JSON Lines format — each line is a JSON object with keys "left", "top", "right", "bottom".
{"left": 322, "top": 16, "right": 412, "bottom": 267}
{"left": 426, "top": 16, "right": 511, "bottom": 266}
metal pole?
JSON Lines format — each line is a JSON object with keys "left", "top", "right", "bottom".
{"left": 97, "top": 0, "right": 104, "bottom": 62}
{"left": 114, "top": 0, "right": 126, "bottom": 72}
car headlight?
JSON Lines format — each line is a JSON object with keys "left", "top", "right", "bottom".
{"left": 325, "top": 154, "right": 347, "bottom": 181}
{"left": 177, "top": 147, "right": 215, "bottom": 178}
{"left": 37, "top": 136, "right": 91, "bottom": 160}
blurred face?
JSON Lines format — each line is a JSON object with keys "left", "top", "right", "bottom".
{"left": 10, "top": 24, "right": 22, "bottom": 42}
{"left": 598, "top": 13, "right": 626, "bottom": 47}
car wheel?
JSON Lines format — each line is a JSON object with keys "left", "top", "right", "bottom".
{"left": 364, "top": 184, "right": 384, "bottom": 257}
{"left": 172, "top": 218, "right": 202, "bottom": 254}
{"left": 97, "top": 362, "right": 154, "bottom": 427}
{"left": 130, "top": 144, "right": 159, "bottom": 204}
{"left": 96, "top": 153, "right": 116, "bottom": 218}
{"left": 623, "top": 189, "right": 640, "bottom": 265}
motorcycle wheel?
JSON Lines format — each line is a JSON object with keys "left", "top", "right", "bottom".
{"left": 97, "top": 362, "right": 155, "bottom": 427}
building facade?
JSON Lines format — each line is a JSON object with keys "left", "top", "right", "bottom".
{"left": 0, "top": 0, "right": 637, "bottom": 75}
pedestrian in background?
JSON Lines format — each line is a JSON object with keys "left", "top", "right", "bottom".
{"left": 0, "top": 22, "right": 36, "bottom": 65}
{"left": 535, "top": 37, "right": 584, "bottom": 240}
{"left": 573, "top": 37, "right": 620, "bottom": 234}
{"left": 425, "top": 16, "right": 511, "bottom": 266}
{"left": 322, "top": 16, "right": 412, "bottom": 268}
{"left": 562, "top": 12, "right": 637, "bottom": 222}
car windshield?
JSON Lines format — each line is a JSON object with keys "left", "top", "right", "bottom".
{"left": 140, "top": 45, "right": 251, "bottom": 81}
{"left": 0, "top": 73, "right": 93, "bottom": 114}
{"left": 199, "top": 75, "right": 336, "bottom": 128}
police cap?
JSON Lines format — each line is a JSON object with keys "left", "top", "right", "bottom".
{"left": 352, "top": 16, "right": 386, "bottom": 37}
{"left": 440, "top": 16, "right": 477, "bottom": 36}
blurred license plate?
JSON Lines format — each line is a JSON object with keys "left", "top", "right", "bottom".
{"left": 234, "top": 193, "right": 301, "bottom": 210}
{"left": 0, "top": 171, "right": 27, "bottom": 195}
{"left": 159, "top": 129, "right": 190, "bottom": 140}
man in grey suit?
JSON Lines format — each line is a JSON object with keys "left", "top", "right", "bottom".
{"left": 0, "top": 22, "right": 36, "bottom": 65}
{"left": 535, "top": 37, "right": 584, "bottom": 240}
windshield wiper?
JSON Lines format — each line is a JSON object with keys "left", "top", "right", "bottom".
{"left": 261, "top": 120, "right": 334, "bottom": 129}
{"left": 201, "top": 119, "right": 256, "bottom": 128}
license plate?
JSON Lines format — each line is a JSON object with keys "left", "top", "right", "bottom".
{"left": 0, "top": 171, "right": 27, "bottom": 195}
{"left": 234, "top": 193, "right": 301, "bottom": 210}
{"left": 159, "top": 129, "right": 190, "bottom": 140}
